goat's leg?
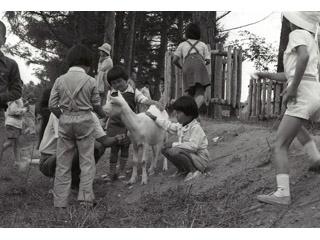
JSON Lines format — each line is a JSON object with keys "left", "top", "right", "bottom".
{"left": 163, "top": 156, "right": 168, "bottom": 171}
{"left": 148, "top": 145, "right": 157, "bottom": 176}
{"left": 141, "top": 145, "right": 149, "bottom": 185}
{"left": 128, "top": 144, "right": 139, "bottom": 185}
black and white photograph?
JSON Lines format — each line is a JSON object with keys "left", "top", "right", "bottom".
{"left": 1, "top": 1, "right": 320, "bottom": 237}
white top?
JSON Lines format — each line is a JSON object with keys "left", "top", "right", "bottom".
{"left": 39, "top": 112, "right": 106, "bottom": 155}
{"left": 283, "top": 29, "right": 319, "bottom": 81}
{"left": 154, "top": 118, "right": 210, "bottom": 162}
{"left": 174, "top": 39, "right": 211, "bottom": 63}
{"left": 5, "top": 98, "right": 26, "bottom": 129}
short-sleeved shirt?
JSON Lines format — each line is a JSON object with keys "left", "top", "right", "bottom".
{"left": 49, "top": 67, "right": 100, "bottom": 112}
{"left": 283, "top": 29, "right": 319, "bottom": 81}
{"left": 174, "top": 39, "right": 211, "bottom": 63}
{"left": 39, "top": 112, "right": 106, "bottom": 155}
{"left": 0, "top": 51, "right": 23, "bottom": 109}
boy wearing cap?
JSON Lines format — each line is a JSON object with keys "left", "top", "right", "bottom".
{"left": 255, "top": 12, "right": 320, "bottom": 205}
{"left": 0, "top": 21, "right": 23, "bottom": 162}
{"left": 97, "top": 42, "right": 113, "bottom": 105}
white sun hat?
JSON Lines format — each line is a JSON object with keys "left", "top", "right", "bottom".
{"left": 283, "top": 11, "right": 320, "bottom": 37}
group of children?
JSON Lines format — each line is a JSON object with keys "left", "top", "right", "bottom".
{"left": 3, "top": 11, "right": 320, "bottom": 210}
{"left": 44, "top": 41, "right": 210, "bottom": 208}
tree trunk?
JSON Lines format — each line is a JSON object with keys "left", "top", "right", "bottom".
{"left": 103, "top": 12, "right": 116, "bottom": 58}
{"left": 177, "top": 12, "right": 184, "bottom": 41}
{"left": 125, "top": 11, "right": 137, "bottom": 75}
{"left": 114, "top": 12, "right": 126, "bottom": 65}
{"left": 158, "top": 12, "right": 169, "bottom": 79}
{"left": 277, "top": 17, "right": 290, "bottom": 72}
{"left": 135, "top": 12, "right": 145, "bottom": 87}
{"left": 192, "top": 11, "right": 216, "bottom": 48}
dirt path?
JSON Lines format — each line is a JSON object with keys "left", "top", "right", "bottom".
{"left": 1, "top": 119, "right": 320, "bottom": 227}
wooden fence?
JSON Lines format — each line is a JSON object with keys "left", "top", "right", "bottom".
{"left": 246, "top": 78, "right": 285, "bottom": 120}
{"left": 163, "top": 44, "right": 242, "bottom": 119}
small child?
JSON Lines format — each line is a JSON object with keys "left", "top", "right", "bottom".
{"left": 0, "top": 98, "right": 27, "bottom": 169}
{"left": 49, "top": 44, "right": 106, "bottom": 208}
{"left": 146, "top": 96, "right": 210, "bottom": 181}
{"left": 256, "top": 12, "right": 320, "bottom": 205}
{"left": 96, "top": 43, "right": 113, "bottom": 105}
{"left": 103, "top": 65, "right": 163, "bottom": 181}
{"left": 173, "top": 23, "right": 211, "bottom": 109}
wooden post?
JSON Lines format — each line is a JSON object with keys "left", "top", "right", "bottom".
{"left": 213, "top": 43, "right": 223, "bottom": 119}
{"left": 251, "top": 79, "right": 257, "bottom": 118}
{"left": 222, "top": 62, "right": 226, "bottom": 99}
{"left": 231, "top": 48, "right": 238, "bottom": 109}
{"left": 236, "top": 49, "right": 242, "bottom": 109}
{"left": 261, "top": 79, "right": 267, "bottom": 119}
{"left": 164, "top": 51, "right": 172, "bottom": 106}
{"left": 248, "top": 78, "right": 253, "bottom": 117}
{"left": 266, "top": 80, "right": 272, "bottom": 119}
{"left": 226, "top": 46, "right": 232, "bottom": 105}
{"left": 256, "top": 78, "right": 261, "bottom": 118}
{"left": 175, "top": 61, "right": 183, "bottom": 99}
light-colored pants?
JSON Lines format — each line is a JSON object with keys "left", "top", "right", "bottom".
{"left": 53, "top": 111, "right": 95, "bottom": 208}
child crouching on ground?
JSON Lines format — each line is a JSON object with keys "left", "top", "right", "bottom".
{"left": 103, "top": 65, "right": 164, "bottom": 181}
{"left": 49, "top": 44, "right": 106, "bottom": 208}
{"left": 0, "top": 98, "right": 27, "bottom": 170}
{"left": 146, "top": 96, "right": 209, "bottom": 182}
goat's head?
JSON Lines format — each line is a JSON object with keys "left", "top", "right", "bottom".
{"left": 102, "top": 91, "right": 128, "bottom": 117}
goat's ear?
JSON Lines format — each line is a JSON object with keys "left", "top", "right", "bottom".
{"left": 118, "top": 91, "right": 125, "bottom": 100}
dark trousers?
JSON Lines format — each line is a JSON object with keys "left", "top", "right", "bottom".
{"left": 161, "top": 147, "right": 196, "bottom": 173}
{"left": 39, "top": 142, "right": 106, "bottom": 188}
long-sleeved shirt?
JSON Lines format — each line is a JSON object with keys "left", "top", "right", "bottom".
{"left": 49, "top": 67, "right": 101, "bottom": 113}
{"left": 0, "top": 51, "right": 23, "bottom": 109}
{"left": 155, "top": 118, "right": 210, "bottom": 163}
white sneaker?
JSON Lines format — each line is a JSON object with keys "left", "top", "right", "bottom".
{"left": 184, "top": 171, "right": 201, "bottom": 182}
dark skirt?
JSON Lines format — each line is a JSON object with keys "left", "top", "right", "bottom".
{"left": 182, "top": 53, "right": 210, "bottom": 94}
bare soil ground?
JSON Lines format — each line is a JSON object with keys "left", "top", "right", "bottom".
{"left": 1, "top": 118, "right": 320, "bottom": 227}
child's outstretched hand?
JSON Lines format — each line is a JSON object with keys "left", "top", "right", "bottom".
{"left": 115, "top": 134, "right": 131, "bottom": 145}
{"left": 153, "top": 101, "right": 165, "bottom": 111}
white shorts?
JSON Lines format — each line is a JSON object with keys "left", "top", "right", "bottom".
{"left": 285, "top": 80, "right": 320, "bottom": 121}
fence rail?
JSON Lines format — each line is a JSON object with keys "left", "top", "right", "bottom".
{"left": 247, "top": 78, "right": 285, "bottom": 120}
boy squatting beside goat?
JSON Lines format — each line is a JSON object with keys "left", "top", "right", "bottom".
{"left": 102, "top": 65, "right": 164, "bottom": 181}
{"left": 146, "top": 96, "right": 210, "bottom": 182}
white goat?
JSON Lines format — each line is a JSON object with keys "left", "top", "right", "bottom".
{"left": 103, "top": 91, "right": 168, "bottom": 185}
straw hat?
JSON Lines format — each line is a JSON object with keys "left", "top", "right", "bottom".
{"left": 283, "top": 11, "right": 320, "bottom": 34}
{"left": 98, "top": 42, "right": 111, "bottom": 55}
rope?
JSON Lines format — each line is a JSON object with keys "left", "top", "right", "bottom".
{"left": 221, "top": 12, "right": 275, "bottom": 33}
